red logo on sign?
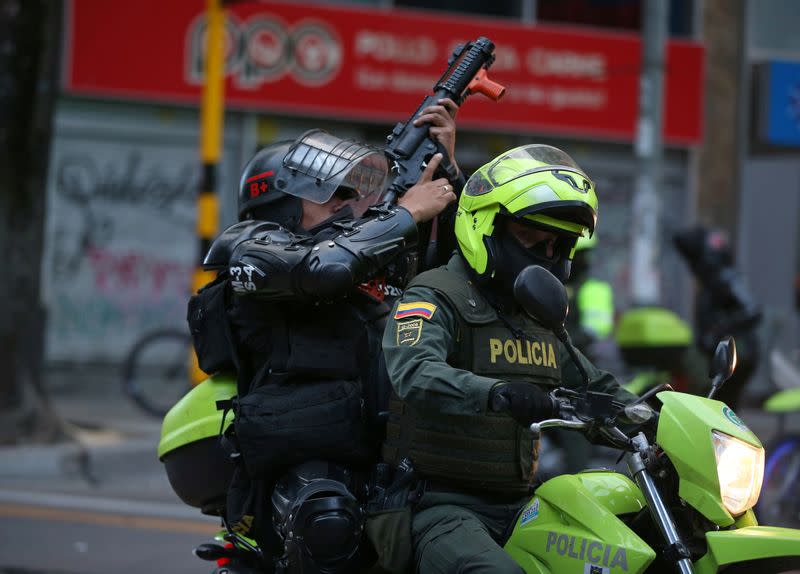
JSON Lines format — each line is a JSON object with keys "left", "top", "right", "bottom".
{"left": 187, "top": 15, "right": 341, "bottom": 88}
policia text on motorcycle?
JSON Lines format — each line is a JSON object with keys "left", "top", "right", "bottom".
{"left": 381, "top": 144, "right": 637, "bottom": 574}
{"left": 186, "top": 100, "right": 463, "bottom": 573}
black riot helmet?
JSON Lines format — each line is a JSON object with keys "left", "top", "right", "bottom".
{"left": 238, "top": 130, "right": 389, "bottom": 230}
{"left": 237, "top": 140, "right": 301, "bottom": 228}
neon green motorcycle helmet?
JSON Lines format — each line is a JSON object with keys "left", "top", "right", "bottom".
{"left": 455, "top": 144, "right": 598, "bottom": 281}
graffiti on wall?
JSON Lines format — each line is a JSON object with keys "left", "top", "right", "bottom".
{"left": 42, "top": 141, "right": 200, "bottom": 362}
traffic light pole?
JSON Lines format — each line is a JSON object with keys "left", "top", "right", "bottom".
{"left": 630, "top": 0, "right": 667, "bottom": 305}
{"left": 191, "top": 0, "right": 225, "bottom": 384}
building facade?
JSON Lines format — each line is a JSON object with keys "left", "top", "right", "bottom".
{"left": 43, "top": 0, "right": 706, "bottom": 369}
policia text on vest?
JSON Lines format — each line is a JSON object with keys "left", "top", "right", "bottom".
{"left": 489, "top": 337, "right": 558, "bottom": 368}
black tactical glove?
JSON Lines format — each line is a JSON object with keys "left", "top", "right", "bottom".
{"left": 489, "top": 382, "right": 558, "bottom": 427}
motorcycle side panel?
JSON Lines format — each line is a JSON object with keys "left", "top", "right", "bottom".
{"left": 656, "top": 391, "right": 762, "bottom": 527}
{"left": 693, "top": 526, "right": 800, "bottom": 573}
{"left": 504, "top": 472, "right": 655, "bottom": 574}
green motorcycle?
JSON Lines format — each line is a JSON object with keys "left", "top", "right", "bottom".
{"left": 501, "top": 266, "right": 800, "bottom": 573}
{"left": 158, "top": 266, "right": 800, "bottom": 573}
{"left": 504, "top": 376, "right": 800, "bottom": 573}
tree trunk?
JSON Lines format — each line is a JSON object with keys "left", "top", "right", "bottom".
{"left": 0, "top": 0, "right": 68, "bottom": 444}
{"left": 695, "top": 0, "right": 745, "bottom": 242}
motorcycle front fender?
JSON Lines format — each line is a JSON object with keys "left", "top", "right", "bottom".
{"left": 694, "top": 526, "right": 800, "bottom": 573}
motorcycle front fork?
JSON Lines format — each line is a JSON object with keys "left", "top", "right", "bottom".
{"left": 627, "top": 433, "right": 695, "bottom": 574}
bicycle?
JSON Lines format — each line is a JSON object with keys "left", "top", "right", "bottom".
{"left": 121, "top": 328, "right": 198, "bottom": 418}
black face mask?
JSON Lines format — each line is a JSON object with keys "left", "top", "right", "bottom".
{"left": 491, "top": 227, "right": 576, "bottom": 290}
{"left": 493, "top": 229, "right": 561, "bottom": 294}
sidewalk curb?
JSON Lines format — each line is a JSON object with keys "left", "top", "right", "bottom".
{"left": 0, "top": 441, "right": 87, "bottom": 479}
{"left": 0, "top": 488, "right": 214, "bottom": 521}
{"left": 0, "top": 433, "right": 161, "bottom": 480}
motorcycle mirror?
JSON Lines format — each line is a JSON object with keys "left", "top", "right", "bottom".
{"left": 513, "top": 265, "right": 569, "bottom": 335}
{"left": 514, "top": 265, "right": 592, "bottom": 389}
{"left": 711, "top": 336, "right": 737, "bottom": 382}
{"left": 707, "top": 336, "right": 737, "bottom": 399}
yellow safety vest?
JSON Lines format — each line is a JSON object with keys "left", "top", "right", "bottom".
{"left": 577, "top": 278, "right": 614, "bottom": 340}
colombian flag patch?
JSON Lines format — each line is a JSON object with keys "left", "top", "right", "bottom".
{"left": 394, "top": 301, "right": 437, "bottom": 320}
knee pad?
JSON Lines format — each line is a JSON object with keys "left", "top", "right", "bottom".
{"left": 272, "top": 463, "right": 365, "bottom": 574}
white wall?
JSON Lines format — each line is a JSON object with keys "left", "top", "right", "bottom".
{"left": 41, "top": 99, "right": 243, "bottom": 363}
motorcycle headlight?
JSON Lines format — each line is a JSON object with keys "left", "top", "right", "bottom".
{"left": 712, "top": 430, "right": 764, "bottom": 516}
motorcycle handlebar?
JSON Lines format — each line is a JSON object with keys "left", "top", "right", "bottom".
{"left": 533, "top": 390, "right": 639, "bottom": 450}
{"left": 529, "top": 418, "right": 589, "bottom": 439}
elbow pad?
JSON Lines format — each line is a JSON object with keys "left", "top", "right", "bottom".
{"left": 298, "top": 207, "right": 418, "bottom": 298}
{"left": 228, "top": 233, "right": 311, "bottom": 299}
{"left": 204, "top": 220, "right": 287, "bottom": 270}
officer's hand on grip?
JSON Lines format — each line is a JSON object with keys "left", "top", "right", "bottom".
{"left": 397, "top": 153, "right": 457, "bottom": 223}
{"left": 489, "top": 381, "right": 558, "bottom": 427}
{"left": 412, "top": 97, "right": 460, "bottom": 177}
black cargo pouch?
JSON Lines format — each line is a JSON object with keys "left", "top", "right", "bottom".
{"left": 233, "top": 379, "right": 371, "bottom": 479}
{"left": 364, "top": 464, "right": 420, "bottom": 574}
{"left": 187, "top": 273, "right": 238, "bottom": 375}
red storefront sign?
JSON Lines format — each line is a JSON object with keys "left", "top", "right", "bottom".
{"left": 65, "top": 0, "right": 704, "bottom": 145}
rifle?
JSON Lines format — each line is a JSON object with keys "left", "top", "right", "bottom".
{"left": 382, "top": 36, "right": 505, "bottom": 270}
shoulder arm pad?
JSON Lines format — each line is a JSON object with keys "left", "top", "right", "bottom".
{"left": 296, "top": 206, "right": 418, "bottom": 299}
{"left": 228, "top": 234, "right": 311, "bottom": 299}
{"left": 203, "top": 220, "right": 287, "bottom": 270}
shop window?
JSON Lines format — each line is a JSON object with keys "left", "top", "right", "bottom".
{"left": 536, "top": 0, "right": 695, "bottom": 37}
{"left": 537, "top": 0, "right": 640, "bottom": 30}
{"left": 315, "top": 0, "right": 695, "bottom": 35}
{"left": 394, "top": 0, "right": 521, "bottom": 18}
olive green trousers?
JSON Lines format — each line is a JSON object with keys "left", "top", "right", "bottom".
{"left": 411, "top": 490, "right": 527, "bottom": 574}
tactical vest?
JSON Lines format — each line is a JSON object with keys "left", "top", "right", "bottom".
{"left": 382, "top": 259, "right": 562, "bottom": 493}
{"left": 229, "top": 295, "right": 386, "bottom": 391}
{"left": 228, "top": 294, "right": 392, "bottom": 466}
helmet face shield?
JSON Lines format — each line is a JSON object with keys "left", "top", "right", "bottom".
{"left": 275, "top": 130, "right": 389, "bottom": 205}
{"left": 480, "top": 144, "right": 590, "bottom": 191}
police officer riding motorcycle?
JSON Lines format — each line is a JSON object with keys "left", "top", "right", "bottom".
{"left": 380, "top": 144, "right": 637, "bottom": 574}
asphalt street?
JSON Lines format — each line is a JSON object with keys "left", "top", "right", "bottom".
{"left": 0, "top": 369, "right": 219, "bottom": 574}
{"left": 0, "top": 366, "right": 797, "bottom": 574}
